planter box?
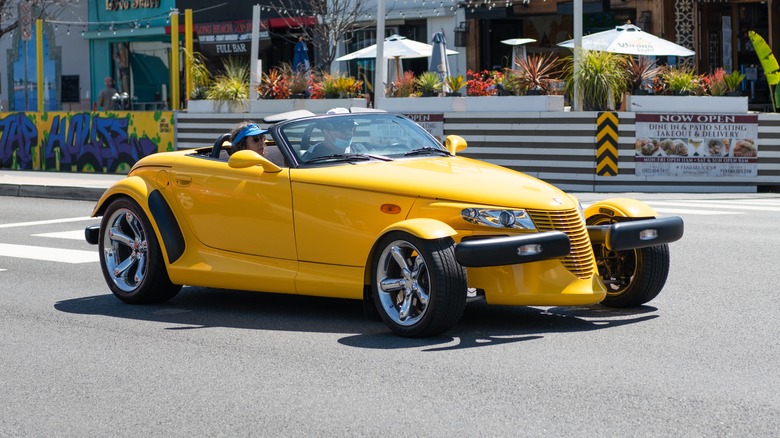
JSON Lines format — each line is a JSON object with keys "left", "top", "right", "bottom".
{"left": 627, "top": 95, "right": 749, "bottom": 113}
{"left": 376, "top": 95, "right": 565, "bottom": 113}
{"left": 187, "top": 98, "right": 368, "bottom": 114}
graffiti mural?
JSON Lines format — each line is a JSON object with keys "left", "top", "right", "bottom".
{"left": 0, "top": 111, "right": 175, "bottom": 173}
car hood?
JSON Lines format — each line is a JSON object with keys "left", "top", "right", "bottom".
{"left": 291, "top": 156, "right": 577, "bottom": 210}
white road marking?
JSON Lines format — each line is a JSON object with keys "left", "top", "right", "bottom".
{"left": 645, "top": 201, "right": 780, "bottom": 212}
{"left": 32, "top": 230, "right": 87, "bottom": 240}
{"left": 0, "top": 243, "right": 98, "bottom": 264}
{"left": 0, "top": 217, "right": 95, "bottom": 229}
{"left": 648, "top": 207, "right": 740, "bottom": 215}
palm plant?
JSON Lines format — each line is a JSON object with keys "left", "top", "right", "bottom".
{"left": 564, "top": 49, "right": 628, "bottom": 110}
{"left": 623, "top": 56, "right": 661, "bottom": 94}
{"left": 511, "top": 52, "right": 561, "bottom": 94}
{"left": 185, "top": 50, "right": 211, "bottom": 100}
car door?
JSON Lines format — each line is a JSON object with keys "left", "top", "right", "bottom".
{"left": 170, "top": 156, "right": 296, "bottom": 261}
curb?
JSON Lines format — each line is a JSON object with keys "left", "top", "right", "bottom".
{"left": 0, "top": 183, "right": 106, "bottom": 202}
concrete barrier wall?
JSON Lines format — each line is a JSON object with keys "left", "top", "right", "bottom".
{"left": 175, "top": 110, "right": 780, "bottom": 193}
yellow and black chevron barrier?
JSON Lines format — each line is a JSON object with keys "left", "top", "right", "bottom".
{"left": 595, "top": 112, "right": 618, "bottom": 176}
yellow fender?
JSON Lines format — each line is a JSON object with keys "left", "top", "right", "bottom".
{"left": 584, "top": 197, "right": 658, "bottom": 220}
{"left": 91, "top": 175, "right": 154, "bottom": 217}
{"left": 379, "top": 218, "right": 457, "bottom": 240}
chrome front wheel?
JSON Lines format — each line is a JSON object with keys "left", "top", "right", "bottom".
{"left": 99, "top": 198, "right": 181, "bottom": 303}
{"left": 371, "top": 232, "right": 467, "bottom": 337}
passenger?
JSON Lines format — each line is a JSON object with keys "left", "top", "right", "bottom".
{"left": 229, "top": 122, "right": 268, "bottom": 156}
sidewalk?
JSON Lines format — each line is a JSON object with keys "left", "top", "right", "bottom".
{"left": 0, "top": 170, "right": 123, "bottom": 202}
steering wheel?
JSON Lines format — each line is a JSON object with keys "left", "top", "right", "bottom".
{"left": 211, "top": 133, "right": 232, "bottom": 158}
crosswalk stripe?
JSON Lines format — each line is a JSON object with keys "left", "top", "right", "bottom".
{"left": 645, "top": 201, "right": 780, "bottom": 212}
{"left": 32, "top": 230, "right": 87, "bottom": 240}
{"left": 649, "top": 207, "right": 740, "bottom": 215}
{"left": 0, "top": 217, "right": 95, "bottom": 229}
{"left": 0, "top": 243, "right": 98, "bottom": 264}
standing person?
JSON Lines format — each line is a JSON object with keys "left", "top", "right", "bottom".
{"left": 96, "top": 77, "right": 117, "bottom": 110}
{"left": 229, "top": 121, "right": 268, "bottom": 156}
{"left": 293, "top": 36, "right": 310, "bottom": 72}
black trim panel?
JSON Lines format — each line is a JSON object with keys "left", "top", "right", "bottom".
{"left": 588, "top": 216, "right": 684, "bottom": 251}
{"left": 455, "top": 231, "right": 571, "bottom": 267}
{"left": 84, "top": 224, "right": 100, "bottom": 245}
{"left": 148, "top": 190, "right": 186, "bottom": 263}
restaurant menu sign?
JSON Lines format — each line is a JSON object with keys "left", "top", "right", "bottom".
{"left": 634, "top": 113, "right": 758, "bottom": 177}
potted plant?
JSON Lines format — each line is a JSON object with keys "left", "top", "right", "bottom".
{"left": 257, "top": 67, "right": 290, "bottom": 99}
{"left": 320, "top": 73, "right": 340, "bottom": 98}
{"left": 623, "top": 56, "right": 661, "bottom": 95}
{"left": 564, "top": 49, "right": 627, "bottom": 110}
{"left": 443, "top": 74, "right": 466, "bottom": 96}
{"left": 660, "top": 65, "right": 699, "bottom": 96}
{"left": 333, "top": 75, "right": 363, "bottom": 98}
{"left": 466, "top": 70, "right": 497, "bottom": 96}
{"left": 707, "top": 68, "right": 728, "bottom": 96}
{"left": 724, "top": 70, "right": 746, "bottom": 96}
{"left": 415, "top": 71, "right": 442, "bottom": 97}
{"left": 205, "top": 56, "right": 250, "bottom": 111}
{"left": 511, "top": 52, "right": 561, "bottom": 95}
{"left": 388, "top": 71, "right": 416, "bottom": 97}
{"left": 186, "top": 50, "right": 211, "bottom": 101}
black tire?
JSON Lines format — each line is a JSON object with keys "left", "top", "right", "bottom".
{"left": 98, "top": 197, "right": 181, "bottom": 304}
{"left": 589, "top": 215, "right": 670, "bottom": 307}
{"left": 371, "top": 232, "right": 467, "bottom": 337}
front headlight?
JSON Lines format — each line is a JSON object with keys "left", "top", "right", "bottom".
{"left": 461, "top": 208, "right": 537, "bottom": 230}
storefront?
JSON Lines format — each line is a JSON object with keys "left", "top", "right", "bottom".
{"left": 696, "top": 0, "right": 778, "bottom": 108}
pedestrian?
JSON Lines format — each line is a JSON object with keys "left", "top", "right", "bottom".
{"left": 96, "top": 77, "right": 117, "bottom": 110}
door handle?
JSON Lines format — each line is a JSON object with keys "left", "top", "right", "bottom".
{"left": 175, "top": 175, "right": 192, "bottom": 187}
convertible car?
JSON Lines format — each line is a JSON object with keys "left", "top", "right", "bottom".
{"left": 85, "top": 109, "right": 683, "bottom": 337}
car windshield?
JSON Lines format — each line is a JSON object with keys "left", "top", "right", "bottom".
{"left": 275, "top": 114, "right": 447, "bottom": 166}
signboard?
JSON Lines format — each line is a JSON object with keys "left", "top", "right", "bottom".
{"left": 20, "top": 1, "right": 32, "bottom": 41}
{"left": 195, "top": 20, "right": 269, "bottom": 57}
{"left": 634, "top": 113, "right": 758, "bottom": 178}
{"left": 404, "top": 113, "right": 444, "bottom": 139}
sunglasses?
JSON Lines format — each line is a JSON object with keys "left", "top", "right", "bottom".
{"left": 250, "top": 135, "right": 265, "bottom": 142}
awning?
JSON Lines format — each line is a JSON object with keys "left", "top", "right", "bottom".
{"left": 268, "top": 16, "right": 318, "bottom": 29}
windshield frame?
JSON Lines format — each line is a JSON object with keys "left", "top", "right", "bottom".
{"left": 268, "top": 113, "right": 447, "bottom": 168}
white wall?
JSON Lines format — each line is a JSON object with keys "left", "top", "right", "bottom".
{"left": 0, "top": 2, "right": 91, "bottom": 111}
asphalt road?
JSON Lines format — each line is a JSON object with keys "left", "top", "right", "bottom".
{"left": 1, "top": 194, "right": 778, "bottom": 436}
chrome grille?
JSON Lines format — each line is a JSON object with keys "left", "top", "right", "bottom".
{"left": 528, "top": 208, "right": 595, "bottom": 279}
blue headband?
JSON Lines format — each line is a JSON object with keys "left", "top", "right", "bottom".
{"left": 233, "top": 124, "right": 268, "bottom": 144}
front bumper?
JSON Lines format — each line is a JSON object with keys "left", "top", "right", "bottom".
{"left": 587, "top": 216, "right": 684, "bottom": 251}
{"left": 454, "top": 231, "right": 571, "bottom": 267}
{"left": 454, "top": 216, "right": 684, "bottom": 268}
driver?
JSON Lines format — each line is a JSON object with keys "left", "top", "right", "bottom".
{"left": 301, "top": 117, "right": 358, "bottom": 161}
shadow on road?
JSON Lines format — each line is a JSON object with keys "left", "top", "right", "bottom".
{"left": 55, "top": 286, "right": 658, "bottom": 351}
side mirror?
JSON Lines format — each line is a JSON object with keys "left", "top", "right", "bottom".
{"left": 228, "top": 150, "right": 282, "bottom": 173}
{"left": 444, "top": 135, "right": 468, "bottom": 155}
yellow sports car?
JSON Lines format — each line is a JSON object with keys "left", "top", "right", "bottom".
{"left": 85, "top": 110, "right": 683, "bottom": 337}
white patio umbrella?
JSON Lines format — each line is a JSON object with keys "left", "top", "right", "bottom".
{"left": 429, "top": 32, "right": 452, "bottom": 91}
{"left": 336, "top": 34, "right": 458, "bottom": 83}
{"left": 501, "top": 38, "right": 537, "bottom": 70}
{"left": 558, "top": 23, "right": 695, "bottom": 57}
